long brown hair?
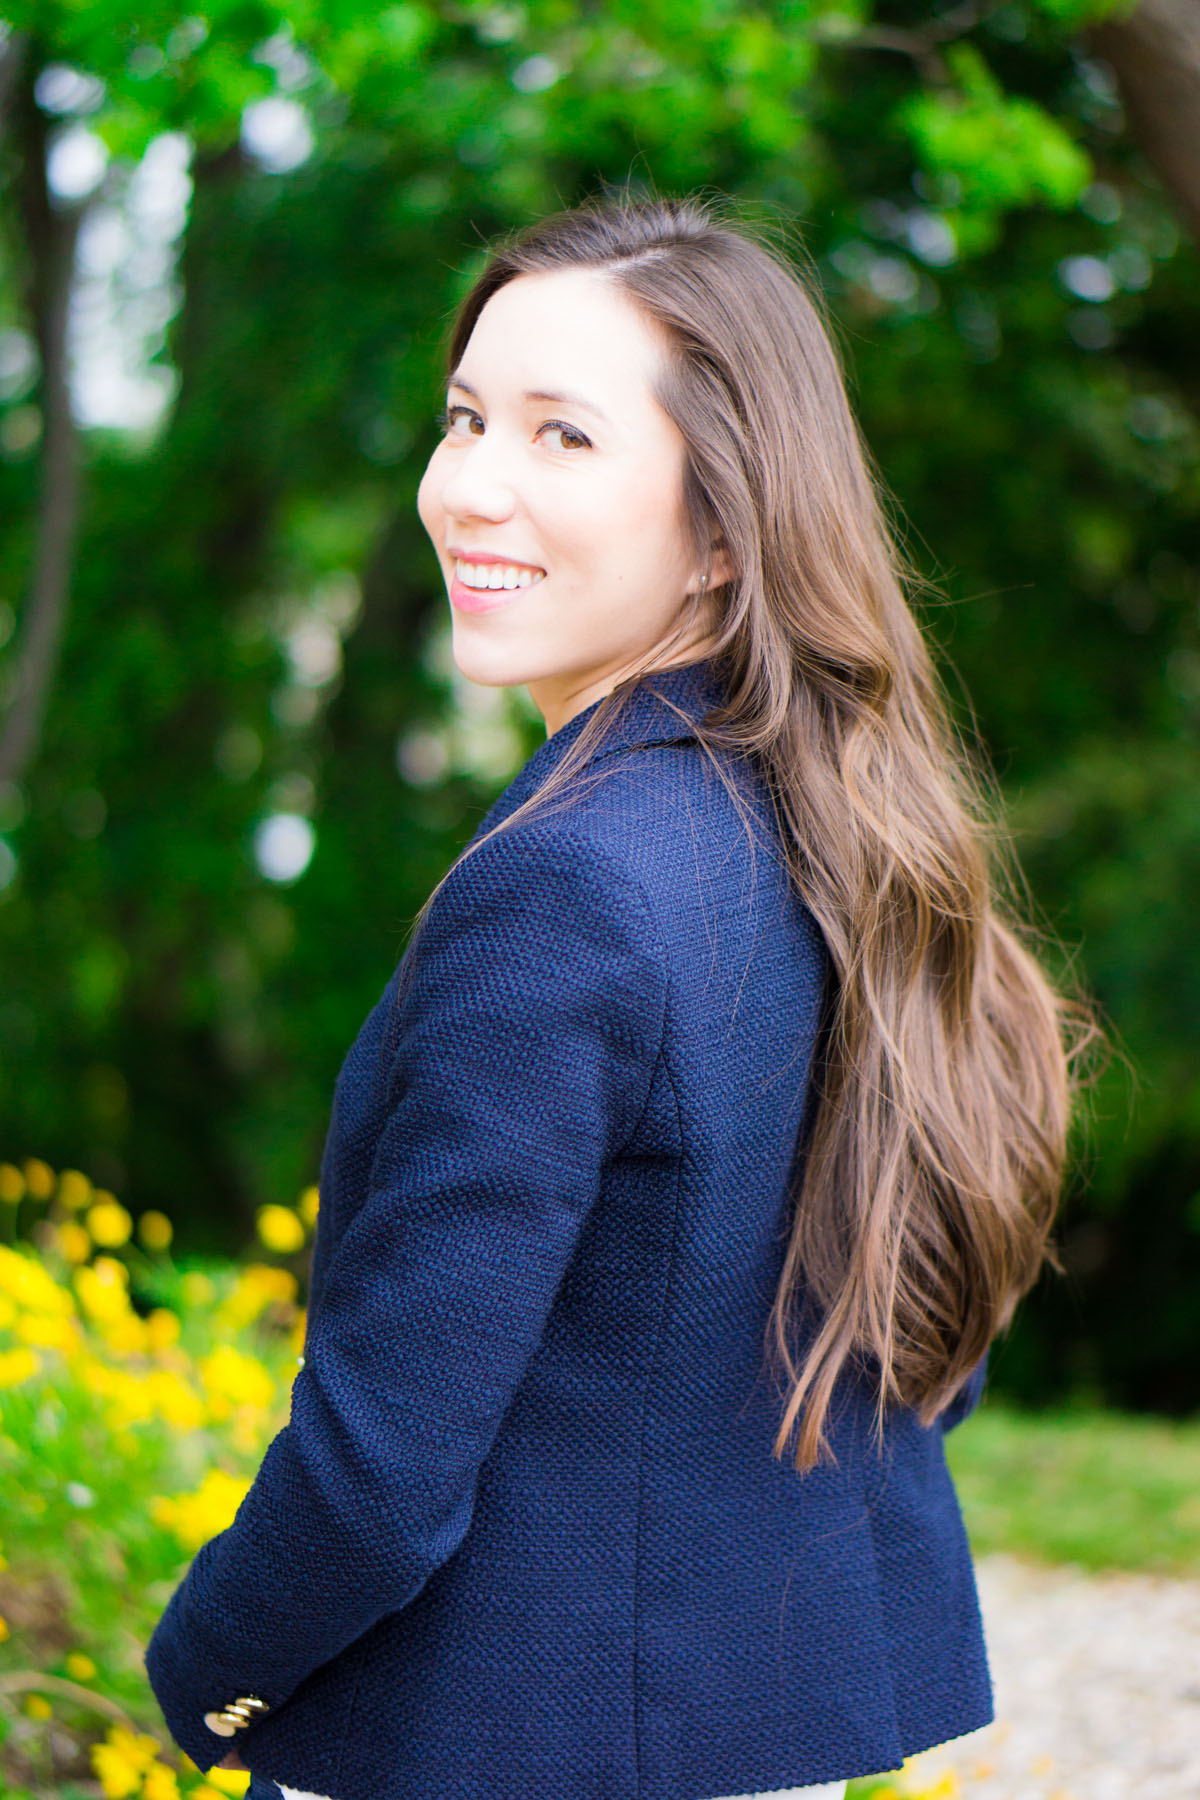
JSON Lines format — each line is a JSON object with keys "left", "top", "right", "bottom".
{"left": 413, "top": 189, "right": 1105, "bottom": 1472}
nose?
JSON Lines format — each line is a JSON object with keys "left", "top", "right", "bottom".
{"left": 438, "top": 429, "right": 519, "bottom": 526}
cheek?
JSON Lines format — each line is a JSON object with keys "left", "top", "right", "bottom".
{"left": 566, "top": 466, "right": 667, "bottom": 562}
{"left": 608, "top": 474, "right": 692, "bottom": 577}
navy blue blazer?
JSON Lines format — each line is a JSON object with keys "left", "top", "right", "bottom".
{"left": 144, "top": 655, "right": 992, "bottom": 1800}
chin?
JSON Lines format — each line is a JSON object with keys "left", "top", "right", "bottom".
{"left": 448, "top": 627, "right": 536, "bottom": 691}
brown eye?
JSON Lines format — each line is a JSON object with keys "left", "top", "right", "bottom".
{"left": 539, "top": 421, "right": 591, "bottom": 451}
{"left": 439, "top": 406, "right": 482, "bottom": 437}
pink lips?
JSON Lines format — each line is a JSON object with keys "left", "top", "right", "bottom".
{"left": 448, "top": 554, "right": 545, "bottom": 615}
{"left": 449, "top": 572, "right": 527, "bottom": 614}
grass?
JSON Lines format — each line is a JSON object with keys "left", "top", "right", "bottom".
{"left": 944, "top": 1398, "right": 1200, "bottom": 1576}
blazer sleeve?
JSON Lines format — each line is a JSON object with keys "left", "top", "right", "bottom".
{"left": 143, "top": 824, "right": 668, "bottom": 1772}
{"left": 938, "top": 1347, "right": 990, "bottom": 1432}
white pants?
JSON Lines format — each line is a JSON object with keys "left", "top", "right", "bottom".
{"left": 279, "top": 1785, "right": 849, "bottom": 1800}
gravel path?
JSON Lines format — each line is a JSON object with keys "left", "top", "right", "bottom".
{"left": 899, "top": 1552, "right": 1200, "bottom": 1800}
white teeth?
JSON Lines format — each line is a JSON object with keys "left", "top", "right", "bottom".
{"left": 455, "top": 560, "right": 545, "bottom": 592}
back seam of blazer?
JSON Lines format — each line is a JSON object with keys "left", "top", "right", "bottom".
{"left": 855, "top": 1451, "right": 906, "bottom": 1752}
{"left": 330, "top": 1634, "right": 368, "bottom": 1797}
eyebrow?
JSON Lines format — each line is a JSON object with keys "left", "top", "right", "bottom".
{"left": 447, "top": 373, "right": 612, "bottom": 426}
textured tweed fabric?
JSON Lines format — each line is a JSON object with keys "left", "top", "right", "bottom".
{"left": 145, "top": 656, "right": 992, "bottom": 1800}
{"left": 268, "top": 1781, "right": 851, "bottom": 1800}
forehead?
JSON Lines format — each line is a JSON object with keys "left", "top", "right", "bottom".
{"left": 456, "top": 268, "right": 671, "bottom": 412}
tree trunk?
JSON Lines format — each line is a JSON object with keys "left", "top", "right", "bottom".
{"left": 1089, "top": 0, "right": 1200, "bottom": 247}
{"left": 0, "top": 34, "right": 86, "bottom": 786}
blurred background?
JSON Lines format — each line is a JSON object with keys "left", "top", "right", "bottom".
{"left": 1, "top": 3, "right": 1199, "bottom": 1796}
{"left": 2, "top": 0, "right": 1199, "bottom": 1413}
{"left": 8, "top": 0, "right": 1191, "bottom": 1410}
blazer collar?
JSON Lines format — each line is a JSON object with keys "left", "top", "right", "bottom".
{"left": 471, "top": 655, "right": 729, "bottom": 840}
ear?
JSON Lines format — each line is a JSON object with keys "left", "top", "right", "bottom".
{"left": 692, "top": 535, "right": 735, "bottom": 595}
{"left": 709, "top": 541, "right": 736, "bottom": 590}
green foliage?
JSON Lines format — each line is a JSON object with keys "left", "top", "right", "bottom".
{"left": 0, "top": 0, "right": 1197, "bottom": 1415}
{"left": 1027, "top": 0, "right": 1136, "bottom": 25}
{"left": 0, "top": 1176, "right": 308, "bottom": 1793}
{"left": 2, "top": 2, "right": 289, "bottom": 157}
{"left": 899, "top": 44, "right": 1092, "bottom": 253}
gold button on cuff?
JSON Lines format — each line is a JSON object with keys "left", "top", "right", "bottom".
{"left": 204, "top": 1695, "right": 270, "bottom": 1737}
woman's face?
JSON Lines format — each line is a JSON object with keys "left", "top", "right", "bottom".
{"left": 417, "top": 267, "right": 728, "bottom": 734}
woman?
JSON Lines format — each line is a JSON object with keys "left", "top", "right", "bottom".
{"left": 145, "top": 193, "right": 1099, "bottom": 1800}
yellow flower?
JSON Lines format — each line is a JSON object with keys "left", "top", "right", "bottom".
{"left": 230, "top": 1408, "right": 270, "bottom": 1456}
{"left": 130, "top": 1731, "right": 163, "bottom": 1767}
{"left": 146, "top": 1307, "right": 182, "bottom": 1351}
{"left": 151, "top": 1467, "right": 251, "bottom": 1552}
{"left": 0, "top": 1346, "right": 41, "bottom": 1388}
{"left": 15, "top": 1311, "right": 82, "bottom": 1353}
{"left": 0, "top": 1162, "right": 25, "bottom": 1203}
{"left": 138, "top": 1210, "right": 174, "bottom": 1251}
{"left": 75, "top": 1257, "right": 132, "bottom": 1325}
{"left": 256, "top": 1204, "right": 305, "bottom": 1254}
{"left": 101, "top": 1312, "right": 150, "bottom": 1356}
{"left": 247, "top": 1263, "right": 298, "bottom": 1303}
{"left": 24, "top": 1692, "right": 52, "bottom": 1718}
{"left": 204, "top": 1770, "right": 251, "bottom": 1795}
{"left": 86, "top": 1199, "right": 133, "bottom": 1248}
{"left": 0, "top": 1293, "right": 15, "bottom": 1330}
{"left": 0, "top": 1614, "right": 9, "bottom": 1641}
{"left": 193, "top": 1786, "right": 238, "bottom": 1800}
{"left": 198, "top": 1344, "right": 274, "bottom": 1418}
{"left": 0, "top": 1244, "right": 75, "bottom": 1314}
{"left": 78, "top": 1354, "right": 119, "bottom": 1398}
{"left": 142, "top": 1766, "right": 181, "bottom": 1800}
{"left": 298, "top": 1184, "right": 320, "bottom": 1227}
{"left": 92, "top": 1747, "right": 141, "bottom": 1798}
{"left": 57, "top": 1220, "right": 93, "bottom": 1263}
{"left": 65, "top": 1650, "right": 97, "bottom": 1679}
{"left": 180, "top": 1271, "right": 216, "bottom": 1308}
{"left": 80, "top": 1355, "right": 193, "bottom": 1432}
{"left": 91, "top": 1726, "right": 162, "bottom": 1797}
{"left": 144, "top": 1368, "right": 206, "bottom": 1431}
{"left": 56, "top": 1168, "right": 93, "bottom": 1210}
{"left": 105, "top": 1725, "right": 161, "bottom": 1768}
{"left": 23, "top": 1157, "right": 55, "bottom": 1199}
{"left": 218, "top": 1263, "right": 298, "bottom": 1329}
{"left": 87, "top": 1364, "right": 149, "bottom": 1428}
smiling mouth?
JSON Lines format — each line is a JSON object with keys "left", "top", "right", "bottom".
{"left": 454, "top": 559, "right": 546, "bottom": 592}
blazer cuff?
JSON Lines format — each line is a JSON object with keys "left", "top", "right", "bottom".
{"left": 143, "top": 1545, "right": 279, "bottom": 1774}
